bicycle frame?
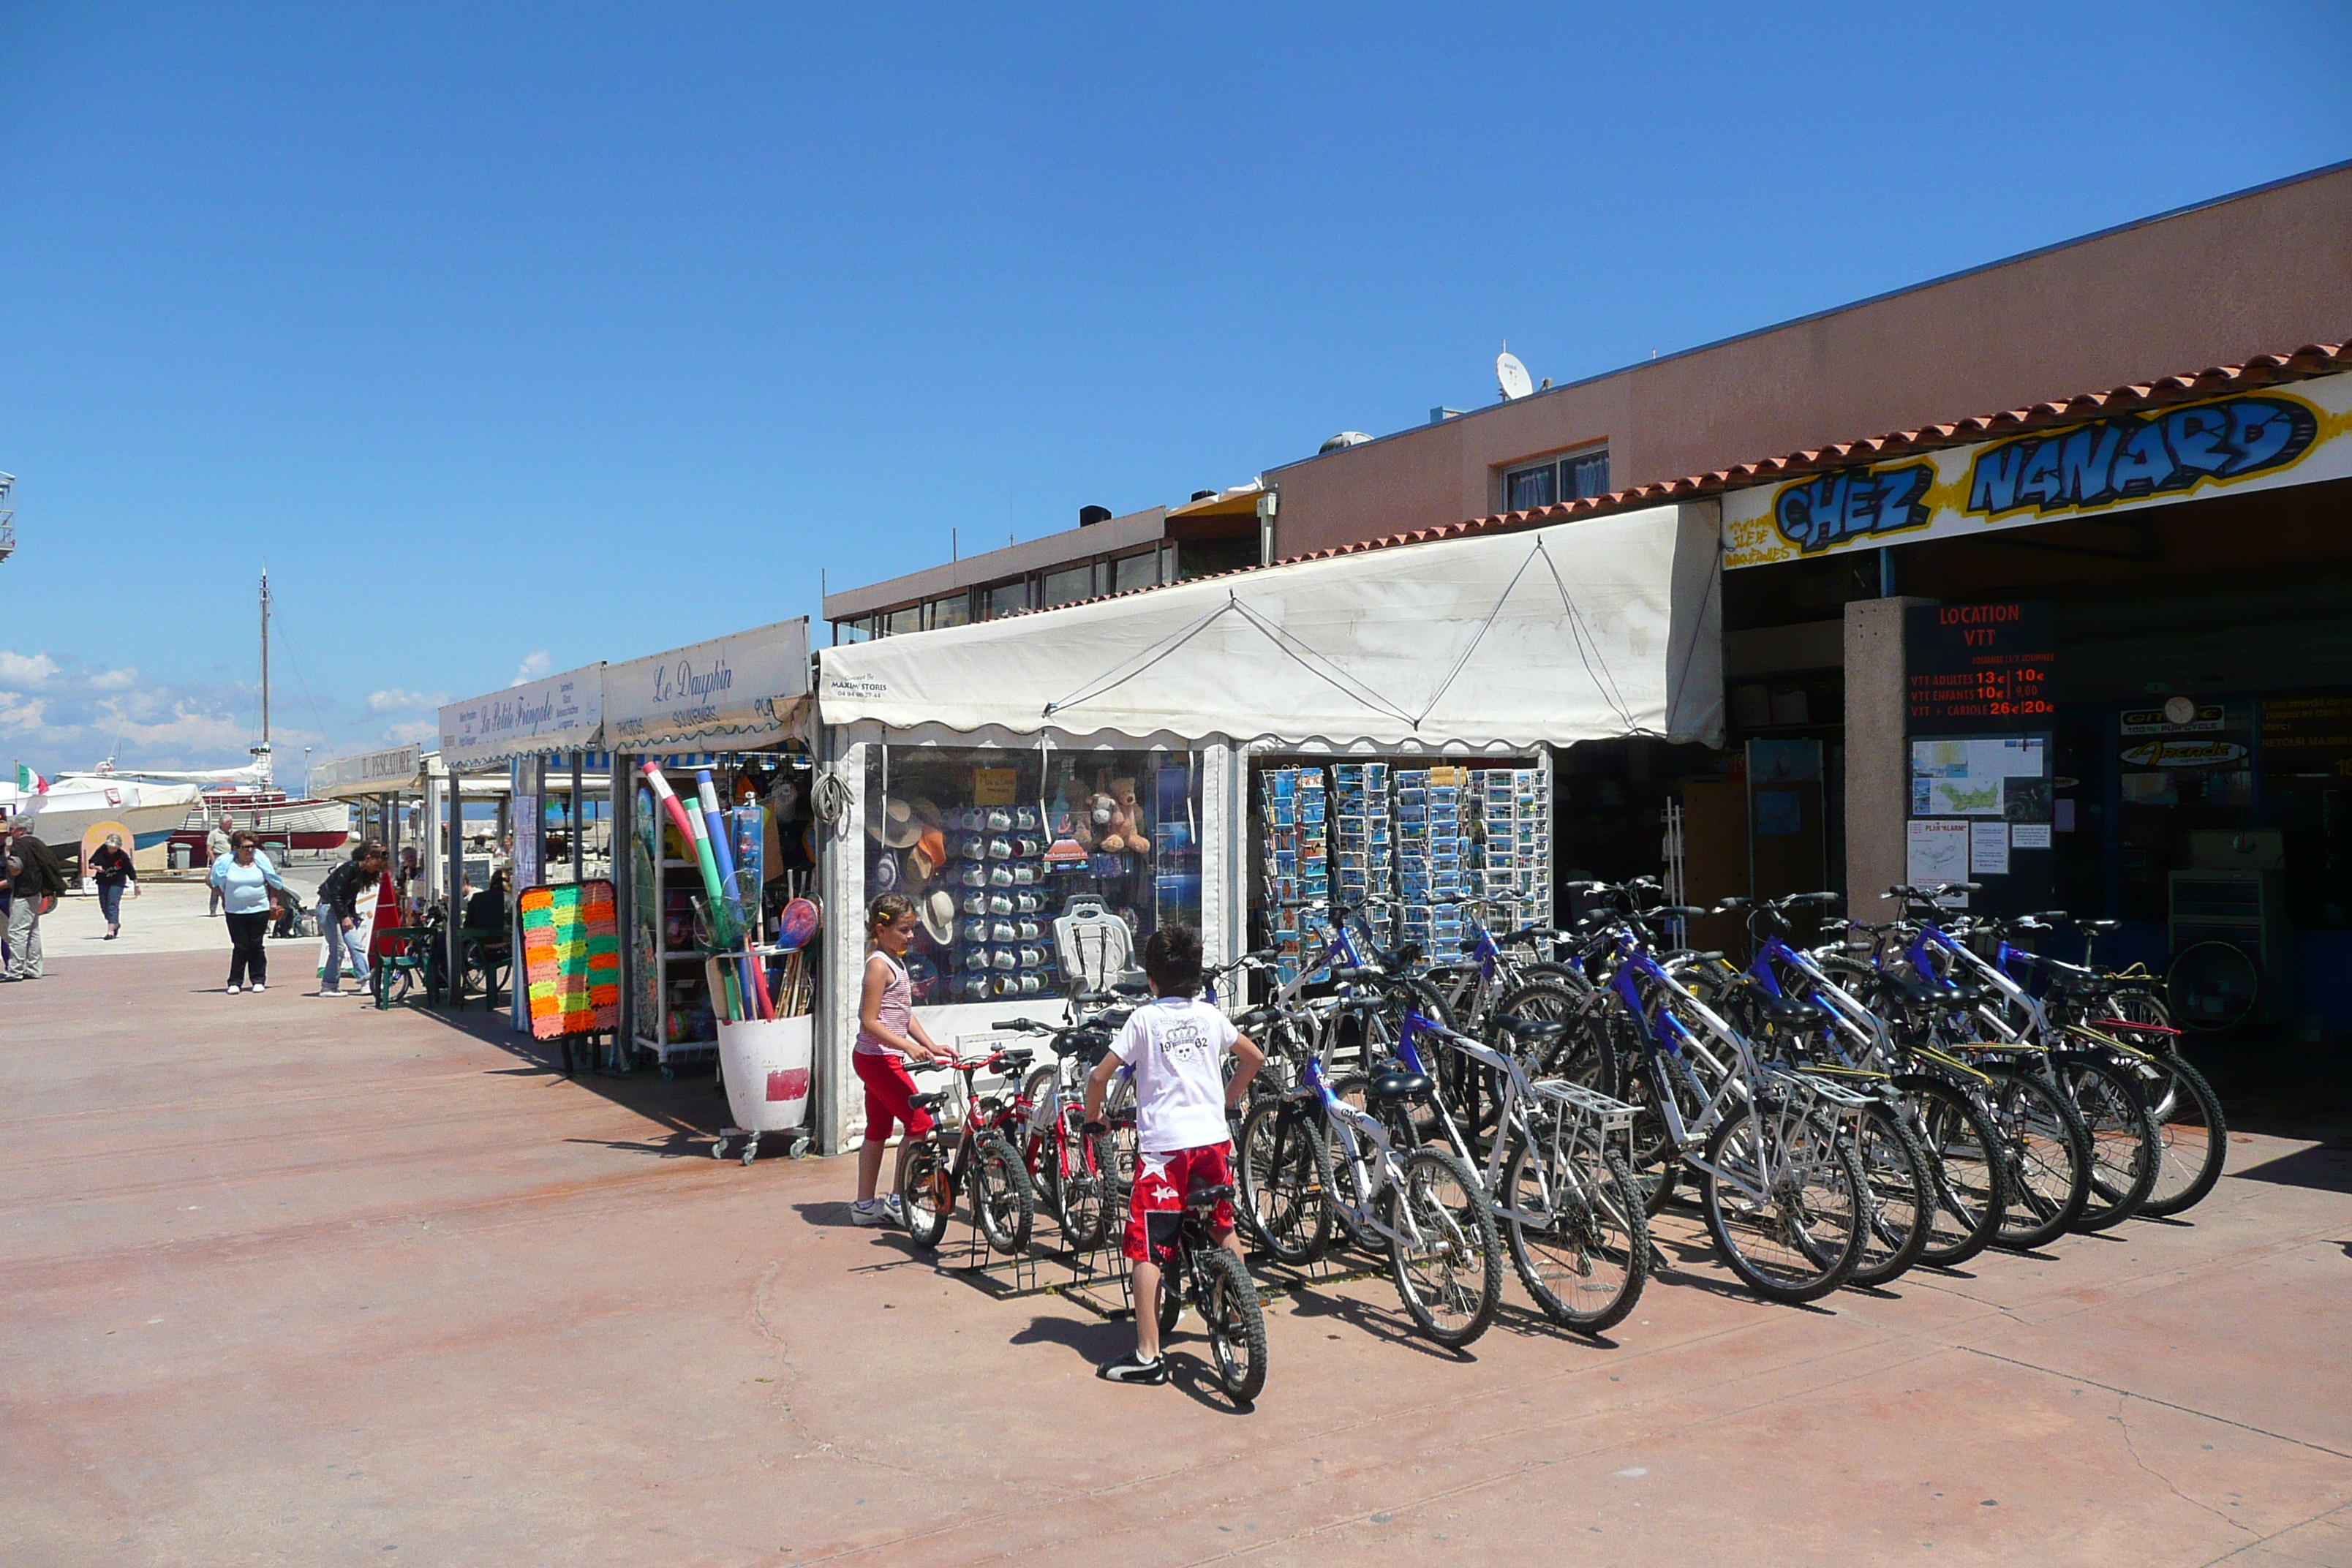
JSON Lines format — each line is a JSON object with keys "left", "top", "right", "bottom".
{"left": 1298, "top": 1054, "right": 1447, "bottom": 1255}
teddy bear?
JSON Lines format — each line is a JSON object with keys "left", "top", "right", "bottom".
{"left": 1096, "top": 774, "right": 1143, "bottom": 855}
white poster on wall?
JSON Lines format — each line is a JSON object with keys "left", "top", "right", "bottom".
{"left": 1907, "top": 818, "right": 1970, "bottom": 888}
{"left": 1970, "top": 820, "right": 2010, "bottom": 876}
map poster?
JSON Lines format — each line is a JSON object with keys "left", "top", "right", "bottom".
{"left": 1912, "top": 774, "right": 2005, "bottom": 816}
{"left": 1907, "top": 819, "right": 1970, "bottom": 890}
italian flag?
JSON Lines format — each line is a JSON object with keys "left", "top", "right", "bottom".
{"left": 14, "top": 763, "right": 46, "bottom": 794}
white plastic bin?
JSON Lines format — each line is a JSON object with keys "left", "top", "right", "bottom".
{"left": 717, "top": 1015, "right": 813, "bottom": 1134}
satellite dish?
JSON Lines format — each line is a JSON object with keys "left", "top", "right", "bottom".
{"left": 1496, "top": 350, "right": 1534, "bottom": 402}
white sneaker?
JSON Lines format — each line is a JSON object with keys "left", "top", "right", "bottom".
{"left": 850, "top": 1199, "right": 895, "bottom": 1229}
{"left": 883, "top": 1193, "right": 906, "bottom": 1225}
{"left": 226, "top": 984, "right": 242, "bottom": 994}
{"left": 250, "top": 983, "right": 266, "bottom": 993}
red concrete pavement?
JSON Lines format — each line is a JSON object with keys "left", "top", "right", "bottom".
{"left": 3, "top": 949, "right": 2348, "bottom": 1567}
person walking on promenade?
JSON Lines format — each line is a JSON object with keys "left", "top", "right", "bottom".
{"left": 4, "top": 820, "right": 68, "bottom": 981}
{"left": 314, "top": 840, "right": 388, "bottom": 996}
{"left": 208, "top": 830, "right": 284, "bottom": 993}
{"left": 206, "top": 817, "right": 235, "bottom": 916}
{"left": 88, "top": 832, "right": 138, "bottom": 940}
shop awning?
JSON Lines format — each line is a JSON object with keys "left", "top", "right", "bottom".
{"left": 309, "top": 743, "right": 424, "bottom": 800}
{"left": 437, "top": 662, "right": 605, "bottom": 771}
{"left": 818, "top": 502, "right": 1723, "bottom": 749}
{"left": 603, "top": 617, "right": 812, "bottom": 753}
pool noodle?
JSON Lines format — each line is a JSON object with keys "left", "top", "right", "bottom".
{"left": 642, "top": 759, "right": 739, "bottom": 976}
{"left": 696, "top": 771, "right": 767, "bottom": 1020}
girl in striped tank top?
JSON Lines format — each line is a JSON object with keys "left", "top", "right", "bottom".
{"left": 853, "top": 894, "right": 946, "bottom": 1228}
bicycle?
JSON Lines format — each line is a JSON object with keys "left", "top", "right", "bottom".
{"left": 1239, "top": 1048, "right": 1504, "bottom": 1347}
{"left": 894, "top": 1046, "right": 1036, "bottom": 1254}
{"left": 1147, "top": 1175, "right": 1268, "bottom": 1404}
{"left": 1403, "top": 1007, "right": 1651, "bottom": 1333}
{"left": 993, "top": 1016, "right": 1119, "bottom": 1251}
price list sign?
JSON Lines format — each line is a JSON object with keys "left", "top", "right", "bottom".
{"left": 1906, "top": 601, "right": 2054, "bottom": 728}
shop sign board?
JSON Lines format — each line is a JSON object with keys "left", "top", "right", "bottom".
{"left": 1723, "top": 371, "right": 2352, "bottom": 568}
{"left": 2119, "top": 739, "right": 2248, "bottom": 769}
{"left": 309, "top": 742, "right": 423, "bottom": 799}
{"left": 2121, "top": 702, "right": 2224, "bottom": 735}
{"left": 439, "top": 663, "right": 604, "bottom": 772}
{"left": 2259, "top": 694, "right": 2352, "bottom": 777}
{"left": 1906, "top": 602, "right": 2054, "bottom": 728}
{"left": 604, "top": 617, "right": 810, "bottom": 753}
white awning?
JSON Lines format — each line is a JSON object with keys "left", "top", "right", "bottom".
{"left": 309, "top": 744, "right": 423, "bottom": 799}
{"left": 437, "top": 663, "right": 604, "bottom": 771}
{"left": 603, "top": 617, "right": 812, "bottom": 753}
{"left": 819, "top": 501, "right": 1722, "bottom": 750}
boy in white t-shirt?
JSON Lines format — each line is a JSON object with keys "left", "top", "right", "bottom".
{"left": 1082, "top": 925, "right": 1264, "bottom": 1386}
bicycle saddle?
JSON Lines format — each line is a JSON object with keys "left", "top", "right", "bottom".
{"left": 1495, "top": 1014, "right": 1567, "bottom": 1045}
{"left": 1183, "top": 1181, "right": 1235, "bottom": 1209}
{"left": 908, "top": 1091, "right": 946, "bottom": 1115}
{"left": 1754, "top": 992, "right": 1830, "bottom": 1028}
{"left": 1366, "top": 1063, "right": 1433, "bottom": 1101}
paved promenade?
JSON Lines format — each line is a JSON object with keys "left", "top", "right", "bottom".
{"left": 3, "top": 947, "right": 2348, "bottom": 1567}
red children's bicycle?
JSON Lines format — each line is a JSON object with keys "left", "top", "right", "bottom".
{"left": 895, "top": 1046, "right": 1036, "bottom": 1254}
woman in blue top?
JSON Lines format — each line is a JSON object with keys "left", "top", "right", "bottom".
{"left": 207, "top": 831, "right": 286, "bottom": 993}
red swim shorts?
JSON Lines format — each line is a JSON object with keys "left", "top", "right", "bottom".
{"left": 1121, "top": 1142, "right": 1235, "bottom": 1264}
{"left": 853, "top": 1050, "right": 935, "bottom": 1144}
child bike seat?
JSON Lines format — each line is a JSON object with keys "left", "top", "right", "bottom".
{"left": 1183, "top": 1182, "right": 1236, "bottom": 1209}
{"left": 908, "top": 1091, "right": 946, "bottom": 1115}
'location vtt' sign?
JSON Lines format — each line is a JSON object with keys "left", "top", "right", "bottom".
{"left": 1722, "top": 371, "right": 2351, "bottom": 569}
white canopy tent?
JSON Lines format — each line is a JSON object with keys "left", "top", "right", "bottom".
{"left": 818, "top": 502, "right": 1723, "bottom": 750}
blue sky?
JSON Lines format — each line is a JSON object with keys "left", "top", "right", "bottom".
{"left": 2, "top": 4, "right": 2347, "bottom": 776}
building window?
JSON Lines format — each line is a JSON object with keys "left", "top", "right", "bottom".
{"left": 1505, "top": 463, "right": 1556, "bottom": 511}
{"left": 1113, "top": 551, "right": 1158, "bottom": 593}
{"left": 1502, "top": 447, "right": 1609, "bottom": 512}
{"left": 927, "top": 594, "right": 970, "bottom": 630}
{"left": 985, "top": 579, "right": 1029, "bottom": 620}
{"left": 884, "top": 605, "right": 922, "bottom": 638}
{"left": 1041, "top": 564, "right": 1093, "bottom": 607}
{"left": 832, "top": 617, "right": 870, "bottom": 644}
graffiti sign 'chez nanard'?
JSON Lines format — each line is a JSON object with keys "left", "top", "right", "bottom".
{"left": 1721, "top": 377, "right": 2346, "bottom": 569}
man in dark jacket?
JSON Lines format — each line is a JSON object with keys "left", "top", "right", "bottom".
{"left": 4, "top": 821, "right": 67, "bottom": 981}
{"left": 314, "top": 840, "right": 388, "bottom": 997}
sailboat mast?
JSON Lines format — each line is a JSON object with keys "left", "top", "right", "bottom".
{"left": 259, "top": 570, "right": 271, "bottom": 747}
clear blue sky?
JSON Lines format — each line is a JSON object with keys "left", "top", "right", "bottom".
{"left": 3, "top": 3, "right": 2347, "bottom": 775}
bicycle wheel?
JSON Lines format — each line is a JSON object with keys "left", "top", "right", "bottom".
{"left": 1697, "top": 1101, "right": 1866, "bottom": 1304}
{"left": 1845, "top": 1103, "right": 1934, "bottom": 1289}
{"left": 1198, "top": 1246, "right": 1268, "bottom": 1404}
{"left": 1386, "top": 1147, "right": 1502, "bottom": 1348}
{"left": 970, "top": 1133, "right": 1035, "bottom": 1254}
{"left": 1052, "top": 1110, "right": 1114, "bottom": 1251}
{"left": 1891, "top": 1074, "right": 2007, "bottom": 1267}
{"left": 1485, "top": 979, "right": 1588, "bottom": 1076}
{"left": 2054, "top": 1055, "right": 2158, "bottom": 1231}
{"left": 894, "top": 1139, "right": 953, "bottom": 1250}
{"left": 2131, "top": 1052, "right": 2227, "bottom": 1217}
{"left": 1236, "top": 1100, "right": 1330, "bottom": 1264}
{"left": 1502, "top": 1137, "right": 1648, "bottom": 1334}
{"left": 1980, "top": 1066, "right": 2092, "bottom": 1251}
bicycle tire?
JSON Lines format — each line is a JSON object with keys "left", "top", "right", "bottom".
{"left": 1236, "top": 1100, "right": 1331, "bottom": 1264}
{"left": 1484, "top": 979, "right": 1591, "bottom": 1077}
{"left": 1891, "top": 1073, "right": 2007, "bottom": 1267}
{"left": 1387, "top": 1145, "right": 1502, "bottom": 1348}
{"left": 1502, "top": 1139, "right": 1648, "bottom": 1334}
{"left": 894, "top": 1139, "right": 953, "bottom": 1250}
{"left": 1845, "top": 1102, "right": 1934, "bottom": 1289}
{"left": 1156, "top": 1262, "right": 1183, "bottom": 1339}
{"left": 2132, "top": 1052, "right": 2228, "bottom": 1217}
{"left": 1698, "top": 1101, "right": 1867, "bottom": 1304}
{"left": 1199, "top": 1246, "right": 1269, "bottom": 1404}
{"left": 1053, "top": 1112, "right": 1114, "bottom": 1251}
{"left": 970, "top": 1133, "right": 1034, "bottom": 1254}
{"left": 2054, "top": 1054, "right": 2159, "bottom": 1231}
{"left": 1980, "top": 1066, "right": 2092, "bottom": 1251}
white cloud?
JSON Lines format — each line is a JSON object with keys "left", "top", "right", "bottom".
{"left": 510, "top": 650, "right": 551, "bottom": 686}
{"left": 0, "top": 651, "right": 61, "bottom": 686}
{"left": 380, "top": 720, "right": 438, "bottom": 745}
{"left": 368, "top": 687, "right": 448, "bottom": 714}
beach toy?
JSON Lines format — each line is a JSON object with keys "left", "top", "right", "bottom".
{"left": 777, "top": 897, "right": 821, "bottom": 950}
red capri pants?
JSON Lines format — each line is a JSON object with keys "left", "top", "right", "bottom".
{"left": 853, "top": 1049, "right": 935, "bottom": 1143}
